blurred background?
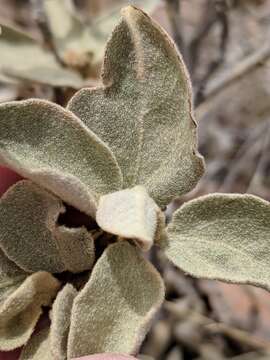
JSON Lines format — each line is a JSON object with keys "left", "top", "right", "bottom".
{"left": 1, "top": 0, "right": 270, "bottom": 359}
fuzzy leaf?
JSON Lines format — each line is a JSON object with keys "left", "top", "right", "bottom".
{"left": 19, "top": 284, "right": 77, "bottom": 360}
{"left": 19, "top": 327, "right": 51, "bottom": 360}
{"left": 0, "top": 181, "right": 95, "bottom": 273}
{"left": 166, "top": 193, "right": 270, "bottom": 291}
{"left": 67, "top": 242, "right": 165, "bottom": 358}
{"left": 96, "top": 186, "right": 158, "bottom": 251}
{"left": 0, "top": 271, "right": 60, "bottom": 351}
{"left": 50, "top": 284, "right": 78, "bottom": 360}
{"left": 55, "top": 226, "right": 95, "bottom": 273}
{"left": 68, "top": 6, "right": 204, "bottom": 207}
{"left": 0, "top": 23, "right": 84, "bottom": 87}
{"left": 0, "top": 99, "right": 123, "bottom": 216}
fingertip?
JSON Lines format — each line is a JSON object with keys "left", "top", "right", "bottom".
{"left": 72, "top": 354, "right": 138, "bottom": 360}
{"left": 0, "top": 166, "right": 22, "bottom": 196}
{"left": 0, "top": 349, "right": 21, "bottom": 360}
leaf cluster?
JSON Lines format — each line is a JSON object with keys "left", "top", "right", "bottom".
{"left": 0, "top": 5, "right": 268, "bottom": 360}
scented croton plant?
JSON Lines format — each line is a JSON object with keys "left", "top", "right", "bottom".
{"left": 0, "top": 5, "right": 270, "bottom": 360}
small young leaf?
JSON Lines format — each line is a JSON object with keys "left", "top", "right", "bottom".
{"left": 96, "top": 186, "right": 158, "bottom": 251}
{"left": 0, "top": 181, "right": 95, "bottom": 273}
{"left": 0, "top": 23, "right": 84, "bottom": 87}
{"left": 68, "top": 6, "right": 204, "bottom": 207}
{"left": 0, "top": 271, "right": 60, "bottom": 351}
{"left": 50, "top": 284, "right": 78, "bottom": 360}
{"left": 55, "top": 226, "right": 95, "bottom": 273}
{"left": 67, "top": 242, "right": 165, "bottom": 358}
{"left": 19, "top": 327, "right": 51, "bottom": 360}
{"left": 166, "top": 193, "right": 270, "bottom": 291}
{"left": 0, "top": 99, "right": 123, "bottom": 216}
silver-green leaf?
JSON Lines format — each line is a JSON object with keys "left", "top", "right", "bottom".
{"left": 0, "top": 181, "right": 95, "bottom": 273}
{"left": 67, "top": 242, "right": 165, "bottom": 358}
{"left": 0, "top": 99, "right": 123, "bottom": 216}
{"left": 0, "top": 271, "right": 60, "bottom": 351}
{"left": 68, "top": 6, "right": 204, "bottom": 207}
{"left": 166, "top": 193, "right": 270, "bottom": 291}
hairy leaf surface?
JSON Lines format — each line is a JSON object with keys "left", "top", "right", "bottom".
{"left": 55, "top": 226, "right": 95, "bottom": 273}
{"left": 68, "top": 6, "right": 204, "bottom": 207}
{"left": 0, "top": 181, "right": 95, "bottom": 273}
{"left": 96, "top": 186, "right": 158, "bottom": 250}
{"left": 67, "top": 242, "right": 164, "bottom": 358}
{"left": 0, "top": 272, "right": 60, "bottom": 351}
{"left": 166, "top": 193, "right": 270, "bottom": 291}
{"left": 0, "top": 99, "right": 122, "bottom": 216}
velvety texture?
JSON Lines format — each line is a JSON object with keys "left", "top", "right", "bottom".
{"left": 166, "top": 193, "right": 270, "bottom": 291}
{"left": 0, "top": 272, "right": 60, "bottom": 351}
{"left": 0, "top": 181, "right": 95, "bottom": 273}
{"left": 68, "top": 6, "right": 204, "bottom": 207}
{"left": 68, "top": 242, "right": 164, "bottom": 358}
{"left": 0, "top": 99, "right": 122, "bottom": 216}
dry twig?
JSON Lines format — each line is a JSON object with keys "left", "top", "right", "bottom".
{"left": 164, "top": 0, "right": 186, "bottom": 59}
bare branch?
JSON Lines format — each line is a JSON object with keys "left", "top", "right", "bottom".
{"left": 198, "top": 42, "right": 270, "bottom": 107}
{"left": 188, "top": 0, "right": 217, "bottom": 73}
{"left": 195, "top": 0, "right": 229, "bottom": 105}
{"left": 164, "top": 0, "right": 187, "bottom": 60}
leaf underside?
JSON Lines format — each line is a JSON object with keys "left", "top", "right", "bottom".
{"left": 166, "top": 193, "right": 270, "bottom": 291}
{"left": 68, "top": 6, "right": 204, "bottom": 207}
{"left": 67, "top": 242, "right": 165, "bottom": 358}
{"left": 96, "top": 186, "right": 158, "bottom": 251}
